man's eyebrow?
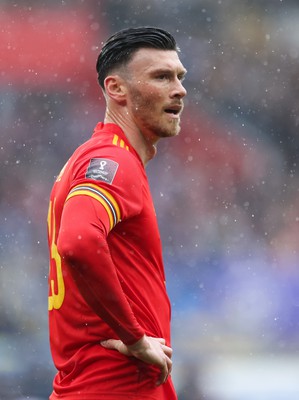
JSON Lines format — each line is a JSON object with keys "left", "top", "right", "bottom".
{"left": 151, "top": 67, "right": 187, "bottom": 75}
{"left": 151, "top": 68, "right": 172, "bottom": 73}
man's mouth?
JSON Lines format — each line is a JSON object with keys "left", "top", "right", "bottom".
{"left": 164, "top": 104, "right": 183, "bottom": 117}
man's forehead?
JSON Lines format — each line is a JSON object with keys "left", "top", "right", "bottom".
{"left": 129, "top": 48, "right": 186, "bottom": 71}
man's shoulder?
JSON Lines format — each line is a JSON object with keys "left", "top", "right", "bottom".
{"left": 66, "top": 125, "right": 143, "bottom": 185}
{"left": 74, "top": 123, "right": 135, "bottom": 160}
{"left": 77, "top": 135, "right": 138, "bottom": 168}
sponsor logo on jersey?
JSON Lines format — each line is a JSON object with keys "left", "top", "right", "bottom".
{"left": 85, "top": 158, "right": 118, "bottom": 184}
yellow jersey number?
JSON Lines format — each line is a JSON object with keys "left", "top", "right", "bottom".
{"left": 48, "top": 199, "right": 65, "bottom": 310}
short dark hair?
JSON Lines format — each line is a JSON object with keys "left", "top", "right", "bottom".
{"left": 96, "top": 26, "right": 179, "bottom": 89}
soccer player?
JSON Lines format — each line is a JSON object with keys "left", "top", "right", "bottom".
{"left": 47, "top": 26, "right": 187, "bottom": 400}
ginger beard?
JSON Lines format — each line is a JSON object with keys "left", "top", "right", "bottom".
{"left": 127, "top": 83, "right": 184, "bottom": 140}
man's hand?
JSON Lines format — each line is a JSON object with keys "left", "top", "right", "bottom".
{"left": 101, "top": 335, "right": 172, "bottom": 386}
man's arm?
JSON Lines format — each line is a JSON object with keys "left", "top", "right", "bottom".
{"left": 57, "top": 194, "right": 172, "bottom": 384}
{"left": 57, "top": 194, "right": 144, "bottom": 344}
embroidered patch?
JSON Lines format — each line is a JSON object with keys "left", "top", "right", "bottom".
{"left": 85, "top": 158, "right": 119, "bottom": 184}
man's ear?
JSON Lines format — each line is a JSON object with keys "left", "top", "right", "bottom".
{"left": 104, "top": 75, "right": 127, "bottom": 104}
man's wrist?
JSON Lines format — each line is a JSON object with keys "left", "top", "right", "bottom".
{"left": 127, "top": 334, "right": 148, "bottom": 353}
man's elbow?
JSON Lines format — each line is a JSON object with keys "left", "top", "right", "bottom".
{"left": 57, "top": 229, "right": 89, "bottom": 264}
{"left": 57, "top": 227, "right": 108, "bottom": 266}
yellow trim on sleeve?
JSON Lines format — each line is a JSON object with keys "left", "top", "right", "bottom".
{"left": 87, "top": 183, "right": 121, "bottom": 222}
{"left": 66, "top": 190, "right": 114, "bottom": 230}
{"left": 65, "top": 183, "right": 121, "bottom": 231}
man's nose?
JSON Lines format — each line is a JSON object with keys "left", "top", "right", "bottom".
{"left": 172, "top": 78, "right": 187, "bottom": 98}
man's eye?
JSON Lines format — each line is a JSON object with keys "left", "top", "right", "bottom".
{"left": 157, "top": 75, "right": 168, "bottom": 80}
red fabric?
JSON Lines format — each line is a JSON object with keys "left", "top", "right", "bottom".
{"left": 57, "top": 194, "right": 145, "bottom": 344}
{"left": 48, "top": 123, "right": 177, "bottom": 399}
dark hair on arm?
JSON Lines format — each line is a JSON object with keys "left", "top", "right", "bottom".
{"left": 96, "top": 26, "right": 179, "bottom": 89}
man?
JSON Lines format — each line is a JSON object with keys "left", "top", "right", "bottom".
{"left": 47, "top": 26, "right": 187, "bottom": 399}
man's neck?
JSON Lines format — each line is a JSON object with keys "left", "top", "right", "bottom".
{"left": 104, "top": 109, "right": 158, "bottom": 166}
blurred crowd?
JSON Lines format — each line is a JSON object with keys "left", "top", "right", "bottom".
{"left": 1, "top": 0, "right": 299, "bottom": 398}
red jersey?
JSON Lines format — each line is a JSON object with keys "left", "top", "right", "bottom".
{"left": 47, "top": 122, "right": 177, "bottom": 399}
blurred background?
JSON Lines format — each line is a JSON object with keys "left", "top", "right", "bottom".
{"left": 1, "top": 0, "right": 299, "bottom": 399}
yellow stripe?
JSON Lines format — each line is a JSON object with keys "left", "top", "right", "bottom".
{"left": 66, "top": 183, "right": 121, "bottom": 229}
{"left": 86, "top": 183, "right": 121, "bottom": 222}
{"left": 112, "top": 134, "right": 129, "bottom": 151}
{"left": 112, "top": 134, "right": 118, "bottom": 146}
{"left": 66, "top": 190, "right": 115, "bottom": 230}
